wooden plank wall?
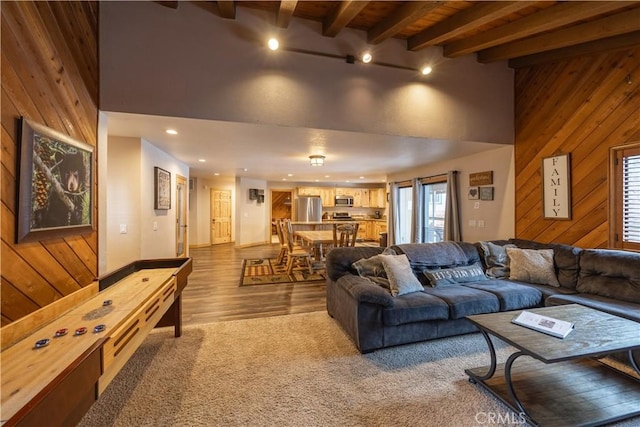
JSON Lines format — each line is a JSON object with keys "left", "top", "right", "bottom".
{"left": 1, "top": 1, "right": 98, "bottom": 325}
{"left": 514, "top": 47, "right": 640, "bottom": 248}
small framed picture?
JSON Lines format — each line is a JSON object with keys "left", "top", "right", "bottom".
{"left": 479, "top": 187, "right": 494, "bottom": 201}
{"left": 154, "top": 167, "right": 171, "bottom": 210}
{"left": 468, "top": 187, "right": 479, "bottom": 200}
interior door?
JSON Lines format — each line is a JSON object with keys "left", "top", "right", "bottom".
{"left": 211, "top": 189, "right": 231, "bottom": 244}
{"left": 176, "top": 175, "right": 188, "bottom": 257}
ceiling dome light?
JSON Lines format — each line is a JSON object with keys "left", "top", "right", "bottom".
{"left": 421, "top": 66, "right": 433, "bottom": 75}
{"left": 166, "top": 129, "right": 178, "bottom": 135}
{"left": 309, "top": 155, "right": 325, "bottom": 166}
{"left": 268, "top": 38, "right": 279, "bottom": 51}
{"left": 361, "top": 52, "right": 372, "bottom": 64}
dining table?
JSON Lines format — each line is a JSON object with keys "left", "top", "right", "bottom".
{"left": 294, "top": 230, "right": 334, "bottom": 261}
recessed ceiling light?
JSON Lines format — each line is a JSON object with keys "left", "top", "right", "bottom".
{"left": 166, "top": 129, "right": 178, "bottom": 135}
{"left": 243, "top": 168, "right": 248, "bottom": 172}
{"left": 359, "top": 176, "right": 365, "bottom": 179}
{"left": 268, "top": 38, "right": 279, "bottom": 51}
{"left": 287, "top": 173, "right": 293, "bottom": 177}
{"left": 214, "top": 172, "right": 220, "bottom": 176}
{"left": 198, "top": 159, "right": 206, "bottom": 163}
{"left": 421, "top": 66, "right": 433, "bottom": 75}
{"left": 325, "top": 175, "right": 330, "bottom": 178}
{"left": 361, "top": 52, "right": 372, "bottom": 64}
{"left": 315, "top": 179, "right": 319, "bottom": 182}
{"left": 282, "top": 178, "right": 287, "bottom": 181}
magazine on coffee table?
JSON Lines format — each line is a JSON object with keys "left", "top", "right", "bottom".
{"left": 512, "top": 310, "right": 575, "bottom": 338}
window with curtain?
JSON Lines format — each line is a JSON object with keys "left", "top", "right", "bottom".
{"left": 611, "top": 144, "right": 640, "bottom": 251}
{"left": 420, "top": 180, "right": 447, "bottom": 243}
{"left": 396, "top": 184, "right": 413, "bottom": 244}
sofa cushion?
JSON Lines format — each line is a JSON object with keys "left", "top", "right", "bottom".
{"left": 508, "top": 280, "right": 578, "bottom": 300}
{"left": 462, "top": 280, "right": 542, "bottom": 311}
{"left": 381, "top": 254, "right": 424, "bottom": 297}
{"left": 576, "top": 249, "right": 640, "bottom": 304}
{"left": 507, "top": 248, "right": 560, "bottom": 287}
{"left": 477, "top": 241, "right": 516, "bottom": 278}
{"left": 423, "top": 263, "right": 487, "bottom": 287}
{"left": 422, "top": 286, "right": 500, "bottom": 319}
{"left": 382, "top": 293, "right": 450, "bottom": 326}
{"left": 510, "top": 239, "right": 582, "bottom": 289}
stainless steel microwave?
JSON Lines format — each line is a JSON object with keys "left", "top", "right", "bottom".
{"left": 335, "top": 196, "right": 354, "bottom": 207}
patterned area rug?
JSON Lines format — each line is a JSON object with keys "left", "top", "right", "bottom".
{"left": 239, "top": 258, "right": 325, "bottom": 286}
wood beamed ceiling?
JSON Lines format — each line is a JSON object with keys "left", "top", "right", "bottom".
{"left": 159, "top": 1, "right": 640, "bottom": 68}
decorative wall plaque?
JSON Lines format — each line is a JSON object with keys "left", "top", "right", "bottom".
{"left": 542, "top": 153, "right": 571, "bottom": 220}
{"left": 469, "top": 171, "right": 493, "bottom": 186}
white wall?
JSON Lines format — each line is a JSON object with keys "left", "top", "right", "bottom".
{"left": 98, "top": 112, "right": 109, "bottom": 274}
{"left": 235, "top": 177, "right": 269, "bottom": 247}
{"left": 100, "top": 2, "right": 513, "bottom": 145}
{"left": 105, "top": 136, "right": 142, "bottom": 271}
{"left": 140, "top": 139, "right": 190, "bottom": 259}
{"left": 102, "top": 136, "right": 189, "bottom": 272}
{"left": 387, "top": 146, "right": 515, "bottom": 242}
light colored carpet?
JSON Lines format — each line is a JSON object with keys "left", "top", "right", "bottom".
{"left": 78, "top": 312, "right": 639, "bottom": 427}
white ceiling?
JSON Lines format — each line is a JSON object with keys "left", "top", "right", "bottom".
{"left": 105, "top": 111, "right": 505, "bottom": 184}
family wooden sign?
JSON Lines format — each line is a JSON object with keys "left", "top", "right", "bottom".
{"left": 542, "top": 154, "right": 571, "bottom": 219}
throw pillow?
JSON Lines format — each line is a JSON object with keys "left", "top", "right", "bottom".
{"left": 423, "top": 263, "right": 488, "bottom": 287}
{"left": 381, "top": 254, "right": 424, "bottom": 297}
{"left": 478, "top": 241, "right": 516, "bottom": 278}
{"left": 506, "top": 247, "right": 560, "bottom": 287}
{"left": 352, "top": 255, "right": 387, "bottom": 279}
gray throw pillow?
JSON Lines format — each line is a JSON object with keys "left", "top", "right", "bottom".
{"left": 381, "top": 254, "right": 423, "bottom": 297}
{"left": 506, "top": 247, "right": 560, "bottom": 287}
{"left": 478, "top": 241, "right": 516, "bottom": 278}
{"left": 352, "top": 255, "right": 387, "bottom": 278}
{"left": 423, "top": 263, "right": 488, "bottom": 287}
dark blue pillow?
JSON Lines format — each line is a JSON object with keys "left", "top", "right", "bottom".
{"left": 423, "top": 263, "right": 487, "bottom": 287}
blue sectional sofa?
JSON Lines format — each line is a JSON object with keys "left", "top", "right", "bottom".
{"left": 325, "top": 239, "right": 640, "bottom": 353}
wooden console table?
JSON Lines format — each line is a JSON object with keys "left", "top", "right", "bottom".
{"left": 0, "top": 257, "right": 192, "bottom": 427}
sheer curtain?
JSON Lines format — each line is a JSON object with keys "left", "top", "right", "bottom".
{"left": 411, "top": 178, "right": 423, "bottom": 243}
{"left": 387, "top": 182, "right": 399, "bottom": 245}
{"left": 444, "top": 170, "right": 461, "bottom": 241}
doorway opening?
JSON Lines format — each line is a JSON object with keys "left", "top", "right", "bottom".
{"left": 271, "top": 190, "right": 293, "bottom": 243}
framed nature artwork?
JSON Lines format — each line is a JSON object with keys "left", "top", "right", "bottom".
{"left": 154, "top": 167, "right": 171, "bottom": 210}
{"left": 17, "top": 117, "right": 94, "bottom": 243}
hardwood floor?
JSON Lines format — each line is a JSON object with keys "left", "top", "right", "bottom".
{"left": 181, "top": 242, "right": 327, "bottom": 326}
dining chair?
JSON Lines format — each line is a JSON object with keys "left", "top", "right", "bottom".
{"left": 274, "top": 219, "right": 288, "bottom": 265}
{"left": 280, "top": 219, "right": 314, "bottom": 275}
{"left": 332, "top": 223, "right": 359, "bottom": 247}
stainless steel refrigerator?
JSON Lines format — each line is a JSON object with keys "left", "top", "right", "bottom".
{"left": 295, "top": 196, "right": 323, "bottom": 222}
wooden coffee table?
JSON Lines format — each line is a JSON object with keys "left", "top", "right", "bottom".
{"left": 466, "top": 304, "right": 640, "bottom": 427}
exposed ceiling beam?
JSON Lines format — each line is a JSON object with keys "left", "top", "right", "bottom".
{"left": 217, "top": 1, "right": 236, "bottom": 19}
{"left": 446, "top": 1, "right": 637, "bottom": 58}
{"left": 367, "top": 1, "right": 442, "bottom": 45}
{"left": 154, "top": 1, "right": 178, "bottom": 9}
{"left": 509, "top": 31, "right": 640, "bottom": 68}
{"left": 478, "top": 8, "right": 640, "bottom": 63}
{"left": 408, "top": 1, "right": 535, "bottom": 51}
{"left": 277, "top": 0, "right": 298, "bottom": 28}
{"left": 323, "top": 1, "right": 369, "bottom": 37}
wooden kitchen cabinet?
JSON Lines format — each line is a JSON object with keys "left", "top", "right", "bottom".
{"left": 374, "top": 221, "right": 387, "bottom": 238}
{"left": 369, "top": 188, "right": 387, "bottom": 208}
{"left": 318, "top": 187, "right": 335, "bottom": 207}
{"left": 298, "top": 187, "right": 335, "bottom": 207}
